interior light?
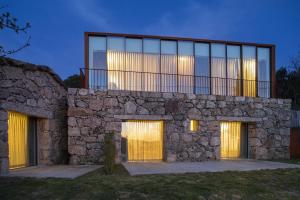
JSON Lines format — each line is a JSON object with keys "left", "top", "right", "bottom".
{"left": 190, "top": 120, "right": 199, "bottom": 132}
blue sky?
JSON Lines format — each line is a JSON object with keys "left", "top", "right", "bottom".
{"left": 1, "top": 0, "right": 300, "bottom": 79}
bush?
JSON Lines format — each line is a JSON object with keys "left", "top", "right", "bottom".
{"left": 103, "top": 132, "right": 116, "bottom": 174}
{"left": 63, "top": 74, "right": 81, "bottom": 88}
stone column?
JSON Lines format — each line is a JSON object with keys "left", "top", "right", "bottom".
{"left": 0, "top": 108, "right": 8, "bottom": 175}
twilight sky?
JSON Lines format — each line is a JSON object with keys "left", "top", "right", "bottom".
{"left": 1, "top": 0, "right": 300, "bottom": 79}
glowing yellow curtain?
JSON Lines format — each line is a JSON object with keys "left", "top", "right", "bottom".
{"left": 227, "top": 58, "right": 241, "bottom": 96}
{"left": 211, "top": 57, "right": 226, "bottom": 95}
{"left": 8, "top": 111, "right": 29, "bottom": 169}
{"left": 243, "top": 58, "right": 256, "bottom": 97}
{"left": 121, "top": 121, "right": 163, "bottom": 161}
{"left": 220, "top": 122, "right": 241, "bottom": 159}
{"left": 143, "top": 53, "right": 160, "bottom": 92}
{"left": 161, "top": 54, "right": 177, "bottom": 92}
{"left": 107, "top": 50, "right": 126, "bottom": 90}
{"left": 178, "top": 55, "right": 194, "bottom": 93}
{"left": 125, "top": 52, "right": 143, "bottom": 91}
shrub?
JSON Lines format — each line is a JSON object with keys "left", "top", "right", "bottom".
{"left": 103, "top": 132, "right": 116, "bottom": 174}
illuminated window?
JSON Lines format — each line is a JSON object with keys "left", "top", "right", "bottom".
{"left": 242, "top": 46, "right": 256, "bottom": 97}
{"left": 258, "top": 48, "right": 270, "bottom": 98}
{"left": 195, "top": 43, "right": 210, "bottom": 94}
{"left": 178, "top": 41, "right": 194, "bottom": 93}
{"left": 190, "top": 120, "right": 199, "bottom": 132}
{"left": 211, "top": 43, "right": 226, "bottom": 95}
{"left": 227, "top": 45, "right": 241, "bottom": 96}
{"left": 121, "top": 120, "right": 163, "bottom": 161}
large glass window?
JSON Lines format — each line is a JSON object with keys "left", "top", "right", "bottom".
{"left": 195, "top": 43, "right": 210, "bottom": 94}
{"left": 227, "top": 45, "right": 241, "bottom": 96}
{"left": 88, "top": 36, "right": 107, "bottom": 89}
{"left": 258, "top": 48, "right": 270, "bottom": 98}
{"left": 161, "top": 40, "right": 177, "bottom": 92}
{"left": 242, "top": 46, "right": 256, "bottom": 97}
{"left": 211, "top": 44, "right": 226, "bottom": 95}
{"left": 178, "top": 41, "right": 194, "bottom": 93}
{"left": 107, "top": 37, "right": 125, "bottom": 90}
{"left": 125, "top": 38, "right": 143, "bottom": 91}
{"left": 143, "top": 39, "right": 160, "bottom": 92}
{"left": 87, "top": 35, "right": 271, "bottom": 98}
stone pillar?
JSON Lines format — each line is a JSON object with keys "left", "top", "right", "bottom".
{"left": 37, "top": 118, "right": 51, "bottom": 164}
{"left": 0, "top": 108, "right": 9, "bottom": 175}
{"left": 248, "top": 123, "right": 258, "bottom": 159}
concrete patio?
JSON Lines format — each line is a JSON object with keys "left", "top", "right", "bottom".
{"left": 122, "top": 160, "right": 300, "bottom": 176}
{"left": 6, "top": 165, "right": 101, "bottom": 179}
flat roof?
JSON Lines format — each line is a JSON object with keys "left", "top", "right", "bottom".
{"left": 85, "top": 32, "right": 275, "bottom": 48}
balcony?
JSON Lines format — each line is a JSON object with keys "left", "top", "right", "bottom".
{"left": 80, "top": 68, "right": 272, "bottom": 98}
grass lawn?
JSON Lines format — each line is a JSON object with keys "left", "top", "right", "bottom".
{"left": 1, "top": 165, "right": 300, "bottom": 200}
{"left": 271, "top": 159, "right": 300, "bottom": 165}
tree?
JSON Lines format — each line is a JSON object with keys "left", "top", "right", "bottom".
{"left": 0, "top": 5, "right": 31, "bottom": 57}
{"left": 63, "top": 74, "right": 81, "bottom": 88}
{"left": 276, "top": 51, "right": 300, "bottom": 109}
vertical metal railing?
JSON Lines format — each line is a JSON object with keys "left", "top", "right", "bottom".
{"left": 80, "top": 68, "right": 271, "bottom": 98}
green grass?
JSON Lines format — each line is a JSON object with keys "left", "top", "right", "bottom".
{"left": 1, "top": 165, "right": 300, "bottom": 200}
{"left": 270, "top": 159, "right": 300, "bottom": 165}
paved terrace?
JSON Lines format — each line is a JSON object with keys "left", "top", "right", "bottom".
{"left": 123, "top": 160, "right": 300, "bottom": 176}
{"left": 6, "top": 165, "right": 101, "bottom": 179}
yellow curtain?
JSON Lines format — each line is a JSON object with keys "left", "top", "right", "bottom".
{"left": 243, "top": 58, "right": 256, "bottom": 97}
{"left": 220, "top": 122, "right": 241, "bottom": 159}
{"left": 143, "top": 53, "right": 160, "bottom": 92}
{"left": 121, "top": 121, "right": 163, "bottom": 161}
{"left": 178, "top": 55, "right": 194, "bottom": 93}
{"left": 227, "top": 58, "right": 241, "bottom": 96}
{"left": 125, "top": 52, "right": 143, "bottom": 91}
{"left": 161, "top": 54, "right": 177, "bottom": 92}
{"left": 8, "top": 111, "right": 29, "bottom": 169}
{"left": 211, "top": 57, "right": 226, "bottom": 95}
{"left": 107, "top": 50, "right": 126, "bottom": 90}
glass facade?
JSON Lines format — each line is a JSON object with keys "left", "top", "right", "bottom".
{"left": 195, "top": 43, "right": 210, "bottom": 94}
{"left": 161, "top": 40, "right": 177, "bottom": 92}
{"left": 258, "top": 48, "right": 270, "bottom": 98}
{"left": 211, "top": 44, "right": 226, "bottom": 95}
{"left": 242, "top": 46, "right": 256, "bottom": 97}
{"left": 143, "top": 39, "right": 160, "bottom": 92}
{"left": 87, "top": 35, "right": 273, "bottom": 98}
{"left": 178, "top": 41, "right": 194, "bottom": 93}
{"left": 227, "top": 45, "right": 241, "bottom": 96}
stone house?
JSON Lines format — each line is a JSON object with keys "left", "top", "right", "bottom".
{"left": 0, "top": 32, "right": 292, "bottom": 175}
{"left": 67, "top": 32, "right": 291, "bottom": 164}
{"left": 0, "top": 58, "right": 67, "bottom": 175}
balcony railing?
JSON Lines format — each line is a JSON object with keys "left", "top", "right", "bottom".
{"left": 80, "top": 68, "right": 271, "bottom": 98}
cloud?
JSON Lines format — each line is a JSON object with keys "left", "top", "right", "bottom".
{"left": 68, "top": 0, "right": 110, "bottom": 30}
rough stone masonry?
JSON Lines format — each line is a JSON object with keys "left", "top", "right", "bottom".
{"left": 68, "top": 88, "right": 291, "bottom": 164}
{"left": 0, "top": 58, "right": 67, "bottom": 175}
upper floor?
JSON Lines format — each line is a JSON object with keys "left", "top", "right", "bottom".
{"left": 82, "top": 32, "right": 276, "bottom": 98}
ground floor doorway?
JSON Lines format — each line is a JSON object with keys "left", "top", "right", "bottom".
{"left": 121, "top": 120, "right": 163, "bottom": 161}
{"left": 220, "top": 121, "right": 248, "bottom": 159}
{"left": 8, "top": 111, "right": 37, "bottom": 169}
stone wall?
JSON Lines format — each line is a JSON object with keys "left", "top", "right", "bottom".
{"left": 0, "top": 58, "right": 68, "bottom": 175}
{"left": 68, "top": 89, "right": 291, "bottom": 164}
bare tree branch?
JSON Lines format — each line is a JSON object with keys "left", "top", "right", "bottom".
{"left": 0, "top": 5, "right": 31, "bottom": 57}
{"left": 0, "top": 36, "right": 30, "bottom": 57}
